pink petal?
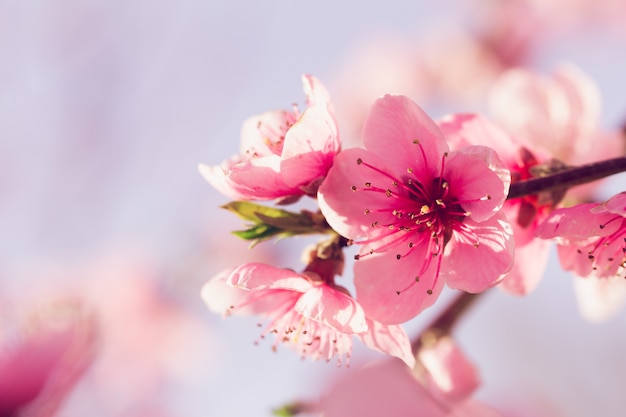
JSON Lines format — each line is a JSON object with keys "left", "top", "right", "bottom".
{"left": 418, "top": 337, "right": 481, "bottom": 405}
{"left": 535, "top": 203, "right": 620, "bottom": 239}
{"left": 356, "top": 319, "right": 415, "bottom": 368}
{"left": 318, "top": 148, "right": 401, "bottom": 240}
{"left": 439, "top": 113, "right": 520, "bottom": 163}
{"left": 354, "top": 248, "right": 445, "bottom": 324}
{"left": 228, "top": 263, "right": 312, "bottom": 293}
{"left": 594, "top": 192, "right": 626, "bottom": 217}
{"left": 362, "top": 95, "right": 449, "bottom": 180}
{"left": 295, "top": 285, "right": 367, "bottom": 334}
{"left": 302, "top": 74, "right": 333, "bottom": 109}
{"left": 321, "top": 360, "right": 446, "bottom": 417}
{"left": 444, "top": 145, "right": 510, "bottom": 222}
{"left": 443, "top": 212, "right": 514, "bottom": 293}
{"left": 498, "top": 238, "right": 551, "bottom": 296}
{"left": 238, "top": 110, "right": 296, "bottom": 156}
{"left": 281, "top": 105, "right": 340, "bottom": 189}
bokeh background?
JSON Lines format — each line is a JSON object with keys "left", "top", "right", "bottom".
{"left": 1, "top": 1, "right": 626, "bottom": 416}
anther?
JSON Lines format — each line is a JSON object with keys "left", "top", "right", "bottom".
{"left": 426, "top": 289, "right": 433, "bottom": 295}
{"left": 364, "top": 209, "right": 371, "bottom": 214}
{"left": 364, "top": 182, "right": 372, "bottom": 187}
{"left": 385, "top": 189, "right": 393, "bottom": 197}
{"left": 407, "top": 168, "right": 414, "bottom": 173}
{"left": 356, "top": 158, "right": 363, "bottom": 165}
{"left": 396, "top": 254, "right": 401, "bottom": 260}
{"left": 413, "top": 139, "right": 419, "bottom": 144}
{"left": 351, "top": 185, "right": 357, "bottom": 191}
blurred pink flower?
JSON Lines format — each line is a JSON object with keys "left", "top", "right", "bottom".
{"left": 417, "top": 336, "right": 481, "bottom": 406}
{"left": 321, "top": 359, "right": 501, "bottom": 417}
{"left": 202, "top": 264, "right": 415, "bottom": 367}
{"left": 318, "top": 95, "right": 514, "bottom": 324}
{"left": 536, "top": 192, "right": 626, "bottom": 320}
{"left": 199, "top": 75, "right": 340, "bottom": 201}
{"left": 439, "top": 113, "right": 555, "bottom": 295}
{"left": 2, "top": 252, "right": 215, "bottom": 417}
{"left": 488, "top": 64, "right": 623, "bottom": 168}
{"left": 0, "top": 302, "right": 97, "bottom": 417}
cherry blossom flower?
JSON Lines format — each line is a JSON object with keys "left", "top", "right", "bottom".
{"left": 0, "top": 302, "right": 97, "bottom": 417}
{"left": 536, "top": 192, "right": 625, "bottom": 279}
{"left": 202, "top": 264, "right": 415, "bottom": 367}
{"left": 487, "top": 64, "right": 623, "bottom": 172}
{"left": 199, "top": 75, "right": 340, "bottom": 201}
{"left": 438, "top": 113, "right": 555, "bottom": 295}
{"left": 536, "top": 192, "right": 626, "bottom": 320}
{"left": 321, "top": 359, "right": 501, "bottom": 417}
{"left": 416, "top": 336, "right": 481, "bottom": 405}
{"left": 318, "top": 95, "right": 514, "bottom": 324}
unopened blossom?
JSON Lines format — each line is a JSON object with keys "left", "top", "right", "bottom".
{"left": 416, "top": 336, "right": 481, "bottom": 405}
{"left": 439, "top": 113, "right": 555, "bottom": 295}
{"left": 202, "top": 264, "right": 415, "bottom": 367}
{"left": 536, "top": 192, "right": 626, "bottom": 320}
{"left": 318, "top": 95, "right": 514, "bottom": 324}
{"left": 199, "top": 75, "right": 340, "bottom": 201}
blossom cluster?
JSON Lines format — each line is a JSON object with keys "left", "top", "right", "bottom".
{"left": 200, "top": 72, "right": 625, "bottom": 372}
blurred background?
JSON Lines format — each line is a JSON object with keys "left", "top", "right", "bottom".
{"left": 1, "top": 1, "right": 625, "bottom": 416}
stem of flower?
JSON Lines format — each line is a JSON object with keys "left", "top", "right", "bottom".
{"left": 507, "top": 155, "right": 626, "bottom": 200}
{"left": 411, "top": 291, "right": 484, "bottom": 353}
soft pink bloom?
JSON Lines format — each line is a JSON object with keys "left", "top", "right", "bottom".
{"left": 536, "top": 192, "right": 626, "bottom": 320}
{"left": 439, "top": 113, "right": 554, "bottom": 295}
{"left": 318, "top": 95, "right": 514, "bottom": 324}
{"left": 202, "top": 263, "right": 415, "bottom": 367}
{"left": 199, "top": 75, "right": 340, "bottom": 201}
{"left": 536, "top": 192, "right": 625, "bottom": 279}
{"left": 417, "top": 337, "right": 481, "bottom": 405}
{"left": 487, "top": 64, "right": 623, "bottom": 171}
{"left": 321, "top": 359, "right": 501, "bottom": 417}
{"left": 0, "top": 302, "right": 97, "bottom": 417}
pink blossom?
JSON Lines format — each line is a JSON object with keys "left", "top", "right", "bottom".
{"left": 487, "top": 64, "right": 623, "bottom": 171}
{"left": 438, "top": 113, "right": 554, "bottom": 295}
{"left": 0, "top": 302, "right": 97, "bottom": 417}
{"left": 318, "top": 95, "right": 514, "bottom": 324}
{"left": 321, "top": 359, "right": 501, "bottom": 417}
{"left": 417, "top": 336, "right": 481, "bottom": 405}
{"left": 202, "top": 263, "right": 415, "bottom": 367}
{"left": 199, "top": 75, "right": 340, "bottom": 201}
{"left": 536, "top": 192, "right": 625, "bottom": 279}
{"left": 536, "top": 192, "right": 626, "bottom": 320}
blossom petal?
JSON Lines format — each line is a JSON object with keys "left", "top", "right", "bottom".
{"left": 228, "top": 263, "right": 312, "bottom": 293}
{"left": 356, "top": 319, "right": 415, "bottom": 368}
{"left": 444, "top": 145, "right": 510, "bottom": 222}
{"left": 498, "top": 238, "right": 551, "bottom": 296}
{"left": 318, "top": 148, "right": 401, "bottom": 240}
{"left": 354, "top": 249, "right": 445, "bottom": 324}
{"left": 281, "top": 105, "right": 340, "bottom": 189}
{"left": 535, "top": 203, "right": 620, "bottom": 239}
{"left": 362, "top": 95, "right": 449, "bottom": 180}
{"left": 295, "top": 285, "right": 367, "bottom": 334}
{"left": 443, "top": 212, "right": 514, "bottom": 293}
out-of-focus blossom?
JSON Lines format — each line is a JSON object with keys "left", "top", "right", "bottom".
{"left": 318, "top": 95, "right": 514, "bottom": 324}
{"left": 321, "top": 359, "right": 501, "bottom": 417}
{"left": 488, "top": 64, "right": 624, "bottom": 168}
{"left": 0, "top": 302, "right": 97, "bottom": 417}
{"left": 536, "top": 192, "right": 626, "bottom": 320}
{"left": 199, "top": 75, "right": 340, "bottom": 201}
{"left": 202, "top": 263, "right": 415, "bottom": 367}
{"left": 2, "top": 253, "right": 215, "bottom": 417}
{"left": 416, "top": 336, "right": 481, "bottom": 406}
{"left": 439, "top": 113, "right": 555, "bottom": 295}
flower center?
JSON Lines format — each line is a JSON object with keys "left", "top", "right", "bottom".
{"left": 582, "top": 216, "right": 626, "bottom": 277}
{"left": 349, "top": 141, "right": 490, "bottom": 295}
